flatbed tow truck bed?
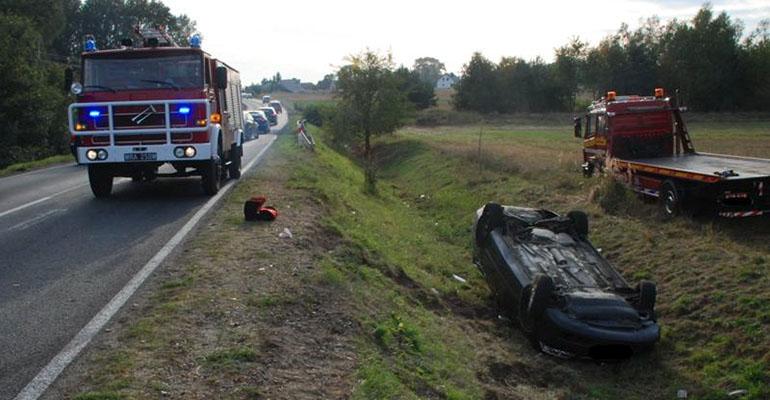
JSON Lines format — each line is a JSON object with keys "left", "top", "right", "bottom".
{"left": 615, "top": 153, "right": 770, "bottom": 183}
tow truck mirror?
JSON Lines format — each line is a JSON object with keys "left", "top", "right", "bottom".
{"left": 216, "top": 66, "right": 228, "bottom": 89}
{"left": 573, "top": 117, "right": 582, "bottom": 138}
{"left": 64, "top": 67, "right": 73, "bottom": 93}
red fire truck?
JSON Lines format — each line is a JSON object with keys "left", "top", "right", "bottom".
{"left": 575, "top": 89, "right": 770, "bottom": 218}
{"left": 68, "top": 27, "right": 245, "bottom": 197}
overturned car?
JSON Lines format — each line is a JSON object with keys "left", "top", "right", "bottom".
{"left": 473, "top": 203, "right": 660, "bottom": 360}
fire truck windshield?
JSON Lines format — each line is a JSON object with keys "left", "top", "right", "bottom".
{"left": 83, "top": 54, "right": 203, "bottom": 92}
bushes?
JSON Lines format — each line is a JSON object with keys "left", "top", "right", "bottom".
{"left": 297, "top": 101, "right": 336, "bottom": 127}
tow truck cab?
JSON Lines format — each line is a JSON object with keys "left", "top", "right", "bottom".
{"left": 69, "top": 29, "right": 245, "bottom": 197}
{"left": 575, "top": 89, "right": 770, "bottom": 218}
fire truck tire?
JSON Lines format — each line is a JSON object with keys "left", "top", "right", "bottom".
{"left": 201, "top": 158, "right": 221, "bottom": 195}
{"left": 228, "top": 142, "right": 242, "bottom": 179}
{"left": 88, "top": 165, "right": 113, "bottom": 198}
{"left": 660, "top": 180, "right": 681, "bottom": 218}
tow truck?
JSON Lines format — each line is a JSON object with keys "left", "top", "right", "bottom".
{"left": 574, "top": 89, "right": 770, "bottom": 218}
{"left": 68, "top": 26, "right": 245, "bottom": 197}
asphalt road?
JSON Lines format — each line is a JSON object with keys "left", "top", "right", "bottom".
{"left": 0, "top": 107, "right": 286, "bottom": 399}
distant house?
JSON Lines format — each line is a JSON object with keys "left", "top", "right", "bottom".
{"left": 436, "top": 73, "right": 458, "bottom": 89}
{"left": 279, "top": 79, "right": 303, "bottom": 93}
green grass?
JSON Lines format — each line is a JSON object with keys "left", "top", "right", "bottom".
{"left": 285, "top": 116, "right": 770, "bottom": 399}
{"left": 0, "top": 154, "right": 73, "bottom": 177}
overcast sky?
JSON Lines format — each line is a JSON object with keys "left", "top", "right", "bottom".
{"left": 162, "top": 0, "right": 770, "bottom": 85}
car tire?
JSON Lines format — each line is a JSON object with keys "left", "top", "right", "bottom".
{"left": 475, "top": 202, "right": 505, "bottom": 246}
{"left": 527, "top": 274, "right": 555, "bottom": 321}
{"left": 567, "top": 210, "right": 589, "bottom": 238}
{"left": 88, "top": 165, "right": 113, "bottom": 198}
{"left": 660, "top": 180, "right": 681, "bottom": 218}
{"left": 201, "top": 158, "right": 221, "bottom": 195}
{"left": 229, "top": 142, "right": 242, "bottom": 179}
{"left": 636, "top": 280, "right": 657, "bottom": 317}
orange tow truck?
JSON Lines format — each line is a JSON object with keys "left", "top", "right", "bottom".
{"left": 574, "top": 89, "right": 770, "bottom": 218}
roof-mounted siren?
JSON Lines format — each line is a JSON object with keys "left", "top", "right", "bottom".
{"left": 190, "top": 34, "right": 202, "bottom": 48}
{"left": 84, "top": 34, "right": 97, "bottom": 52}
{"left": 654, "top": 88, "right": 665, "bottom": 98}
{"left": 133, "top": 25, "right": 177, "bottom": 48}
{"left": 606, "top": 91, "right": 617, "bottom": 101}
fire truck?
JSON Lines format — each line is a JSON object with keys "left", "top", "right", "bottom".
{"left": 68, "top": 27, "right": 245, "bottom": 197}
{"left": 575, "top": 89, "right": 770, "bottom": 218}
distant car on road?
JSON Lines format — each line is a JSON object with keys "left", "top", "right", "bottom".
{"left": 249, "top": 110, "right": 271, "bottom": 135}
{"left": 269, "top": 100, "right": 283, "bottom": 114}
{"left": 243, "top": 111, "right": 258, "bottom": 140}
{"left": 473, "top": 203, "right": 660, "bottom": 360}
{"left": 260, "top": 106, "right": 278, "bottom": 126}
{"left": 262, "top": 95, "right": 271, "bottom": 104}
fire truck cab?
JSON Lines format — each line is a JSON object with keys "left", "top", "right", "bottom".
{"left": 69, "top": 28, "right": 245, "bottom": 197}
{"left": 574, "top": 89, "right": 770, "bottom": 218}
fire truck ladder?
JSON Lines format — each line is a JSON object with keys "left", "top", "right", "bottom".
{"left": 133, "top": 25, "right": 177, "bottom": 47}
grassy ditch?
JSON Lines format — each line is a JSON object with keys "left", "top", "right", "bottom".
{"left": 290, "top": 118, "right": 769, "bottom": 399}
{"left": 0, "top": 154, "right": 73, "bottom": 177}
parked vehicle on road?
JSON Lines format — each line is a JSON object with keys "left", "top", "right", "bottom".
{"left": 262, "top": 95, "right": 271, "bottom": 104}
{"left": 68, "top": 27, "right": 245, "bottom": 197}
{"left": 260, "top": 106, "right": 278, "bottom": 126}
{"left": 575, "top": 88, "right": 770, "bottom": 218}
{"left": 249, "top": 110, "right": 270, "bottom": 135}
{"left": 473, "top": 203, "right": 660, "bottom": 360}
{"left": 243, "top": 111, "right": 258, "bottom": 140}
{"left": 269, "top": 100, "right": 283, "bottom": 114}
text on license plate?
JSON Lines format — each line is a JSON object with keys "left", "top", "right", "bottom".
{"left": 124, "top": 152, "right": 157, "bottom": 161}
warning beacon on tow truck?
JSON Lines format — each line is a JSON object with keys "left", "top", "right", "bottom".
{"left": 69, "top": 26, "right": 246, "bottom": 197}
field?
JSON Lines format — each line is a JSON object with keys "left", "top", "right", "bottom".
{"left": 55, "top": 108, "right": 769, "bottom": 400}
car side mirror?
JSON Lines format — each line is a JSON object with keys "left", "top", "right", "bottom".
{"left": 216, "top": 66, "right": 228, "bottom": 89}
{"left": 573, "top": 117, "right": 582, "bottom": 138}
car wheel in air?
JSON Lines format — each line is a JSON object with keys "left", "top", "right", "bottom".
{"left": 88, "top": 165, "right": 113, "bottom": 198}
{"left": 567, "top": 210, "right": 589, "bottom": 238}
{"left": 527, "top": 274, "right": 555, "bottom": 322}
{"left": 636, "top": 280, "right": 657, "bottom": 318}
{"left": 475, "top": 202, "right": 504, "bottom": 246}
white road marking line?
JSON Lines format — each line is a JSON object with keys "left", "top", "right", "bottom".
{"left": 13, "top": 133, "right": 278, "bottom": 400}
{"left": 6, "top": 209, "right": 67, "bottom": 232}
{"left": 0, "top": 184, "right": 88, "bottom": 219}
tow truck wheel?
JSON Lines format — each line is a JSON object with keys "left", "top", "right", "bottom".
{"left": 201, "top": 158, "right": 221, "bottom": 195}
{"left": 88, "top": 165, "right": 113, "bottom": 198}
{"left": 228, "top": 142, "right": 242, "bottom": 179}
{"left": 660, "top": 180, "right": 681, "bottom": 218}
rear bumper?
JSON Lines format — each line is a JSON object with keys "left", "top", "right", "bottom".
{"left": 536, "top": 308, "right": 660, "bottom": 359}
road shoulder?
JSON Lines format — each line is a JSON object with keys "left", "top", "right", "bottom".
{"left": 44, "top": 133, "right": 358, "bottom": 399}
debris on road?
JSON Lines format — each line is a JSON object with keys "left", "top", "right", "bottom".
{"left": 244, "top": 196, "right": 279, "bottom": 221}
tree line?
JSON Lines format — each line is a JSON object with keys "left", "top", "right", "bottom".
{"left": 455, "top": 6, "right": 770, "bottom": 113}
{"left": 0, "top": 0, "right": 196, "bottom": 168}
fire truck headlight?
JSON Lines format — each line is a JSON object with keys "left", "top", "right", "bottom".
{"left": 174, "top": 147, "right": 185, "bottom": 158}
{"left": 86, "top": 149, "right": 98, "bottom": 161}
{"left": 184, "top": 146, "right": 196, "bottom": 158}
{"left": 71, "top": 83, "right": 83, "bottom": 95}
{"left": 97, "top": 149, "right": 108, "bottom": 160}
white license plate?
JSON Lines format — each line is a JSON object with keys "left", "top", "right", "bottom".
{"left": 124, "top": 152, "right": 157, "bottom": 161}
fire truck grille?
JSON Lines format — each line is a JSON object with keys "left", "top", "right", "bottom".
{"left": 114, "top": 134, "right": 167, "bottom": 145}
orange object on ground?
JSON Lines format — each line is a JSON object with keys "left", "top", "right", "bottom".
{"left": 244, "top": 196, "right": 279, "bottom": 221}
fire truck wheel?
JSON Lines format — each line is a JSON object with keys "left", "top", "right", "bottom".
{"left": 201, "top": 158, "right": 221, "bottom": 195}
{"left": 228, "top": 142, "right": 242, "bottom": 179}
{"left": 88, "top": 165, "right": 113, "bottom": 198}
{"left": 660, "top": 180, "right": 681, "bottom": 218}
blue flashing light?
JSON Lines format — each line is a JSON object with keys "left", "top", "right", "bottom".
{"left": 84, "top": 39, "right": 97, "bottom": 52}
{"left": 178, "top": 106, "right": 191, "bottom": 115}
{"left": 89, "top": 110, "right": 101, "bottom": 118}
{"left": 190, "top": 34, "right": 201, "bottom": 48}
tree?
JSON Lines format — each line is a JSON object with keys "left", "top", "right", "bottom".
{"left": 333, "top": 51, "right": 409, "bottom": 191}
{"left": 395, "top": 67, "right": 436, "bottom": 110}
{"left": 453, "top": 53, "right": 499, "bottom": 113}
{"left": 316, "top": 73, "right": 336, "bottom": 91}
{"left": 413, "top": 56, "right": 445, "bottom": 85}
